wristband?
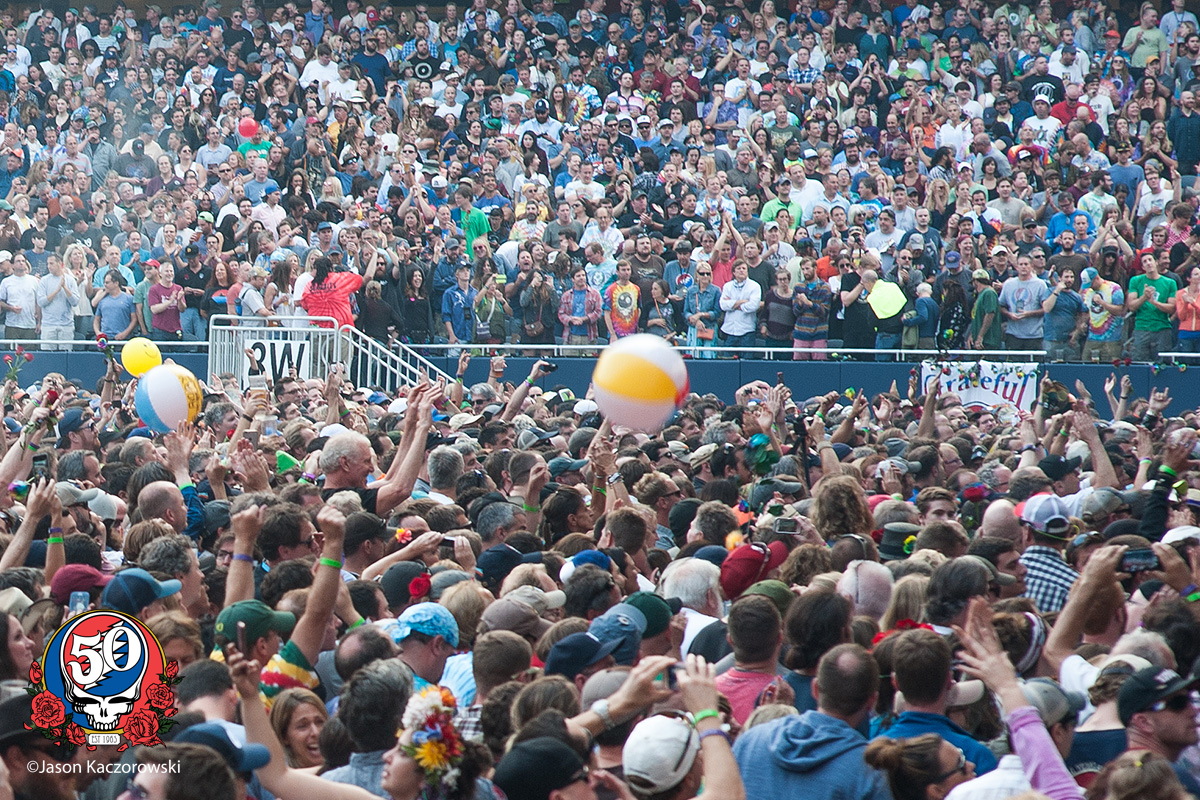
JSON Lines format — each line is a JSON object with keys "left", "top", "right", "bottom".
{"left": 455, "top": 376, "right": 464, "bottom": 384}
{"left": 242, "top": 414, "right": 254, "bottom": 422}
{"left": 46, "top": 537, "right": 63, "bottom": 545}
{"left": 522, "top": 503, "right": 540, "bottom": 513}
{"left": 525, "top": 376, "right": 535, "bottom": 386}
{"left": 1140, "top": 458, "right": 1153, "bottom": 466}
{"left": 1019, "top": 444, "right": 1037, "bottom": 453}
{"left": 698, "top": 728, "right": 731, "bottom": 744}
{"left": 232, "top": 553, "right": 254, "bottom": 564}
{"left": 891, "top": 493, "right": 903, "bottom": 501}
{"left": 1183, "top": 584, "right": 1199, "bottom": 597}
{"left": 1160, "top": 465, "right": 1179, "bottom": 477}
{"left": 340, "top": 408, "right": 352, "bottom": 418}
{"left": 692, "top": 709, "right": 721, "bottom": 725}
{"left": 348, "top": 618, "right": 366, "bottom": 630}
{"left": 48, "top": 527, "right": 63, "bottom": 534}
{"left": 590, "top": 699, "right": 615, "bottom": 730}
{"left": 593, "top": 486, "right": 606, "bottom": 497}
{"left": 24, "top": 442, "right": 36, "bottom": 452}
{"left": 1187, "top": 590, "right": 1200, "bottom": 604}
{"left": 1058, "top": 429, "right": 1070, "bottom": 437}
{"left": 318, "top": 557, "right": 343, "bottom": 570}
{"left": 303, "top": 472, "right": 318, "bottom": 482}
{"left": 178, "top": 482, "right": 195, "bottom": 491}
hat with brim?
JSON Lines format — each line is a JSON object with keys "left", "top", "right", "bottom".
{"left": 544, "top": 631, "right": 621, "bottom": 679}
{"left": 174, "top": 722, "right": 271, "bottom": 773}
{"left": 1118, "top": 665, "right": 1200, "bottom": 725}
{"left": 101, "top": 568, "right": 180, "bottom": 616}
{"left": 878, "top": 522, "right": 921, "bottom": 561}
{"left": 215, "top": 599, "right": 295, "bottom": 647}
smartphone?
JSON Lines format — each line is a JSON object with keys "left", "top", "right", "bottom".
{"left": 442, "top": 536, "right": 458, "bottom": 546}
{"left": 236, "top": 620, "right": 247, "bottom": 653}
{"left": 774, "top": 517, "right": 799, "bottom": 534}
{"left": 1120, "top": 548, "right": 1160, "bottom": 573}
{"left": 30, "top": 453, "right": 50, "bottom": 483}
{"left": 776, "top": 371, "right": 785, "bottom": 386}
{"left": 543, "top": 362, "right": 559, "bottom": 373}
{"left": 68, "top": 591, "right": 89, "bottom": 619}
{"left": 654, "top": 667, "right": 679, "bottom": 690}
{"left": 244, "top": 430, "right": 260, "bottom": 448}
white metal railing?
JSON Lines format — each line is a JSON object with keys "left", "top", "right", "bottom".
{"left": 407, "top": 343, "right": 1040, "bottom": 359}
{"left": 208, "top": 314, "right": 343, "bottom": 385}
{"left": 338, "top": 325, "right": 452, "bottom": 389}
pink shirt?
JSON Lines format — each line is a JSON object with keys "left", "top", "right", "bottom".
{"left": 714, "top": 668, "right": 778, "bottom": 725}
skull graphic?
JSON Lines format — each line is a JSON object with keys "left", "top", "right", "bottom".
{"left": 58, "top": 616, "right": 148, "bottom": 731}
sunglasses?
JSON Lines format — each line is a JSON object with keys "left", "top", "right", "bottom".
{"left": 1151, "top": 693, "right": 1193, "bottom": 713}
{"left": 934, "top": 747, "right": 968, "bottom": 783}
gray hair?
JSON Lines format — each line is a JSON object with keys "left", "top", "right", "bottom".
{"left": 1112, "top": 630, "right": 1174, "bottom": 668}
{"left": 451, "top": 441, "right": 480, "bottom": 460}
{"left": 427, "top": 446, "right": 465, "bottom": 491}
{"left": 319, "top": 431, "right": 371, "bottom": 474}
{"left": 976, "top": 460, "right": 1006, "bottom": 491}
{"left": 478, "top": 501, "right": 518, "bottom": 544}
{"left": 469, "top": 382, "right": 499, "bottom": 402}
{"left": 837, "top": 560, "right": 894, "bottom": 621}
{"left": 701, "top": 420, "right": 739, "bottom": 446}
{"left": 659, "top": 558, "right": 721, "bottom": 611}
{"left": 119, "top": 438, "right": 157, "bottom": 465}
{"left": 138, "top": 533, "right": 194, "bottom": 577}
{"left": 57, "top": 451, "right": 89, "bottom": 482}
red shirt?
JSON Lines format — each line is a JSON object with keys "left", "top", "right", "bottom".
{"left": 298, "top": 272, "right": 364, "bottom": 328}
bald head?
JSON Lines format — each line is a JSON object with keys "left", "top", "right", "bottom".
{"left": 980, "top": 499, "right": 1023, "bottom": 548}
{"left": 138, "top": 480, "right": 188, "bottom": 533}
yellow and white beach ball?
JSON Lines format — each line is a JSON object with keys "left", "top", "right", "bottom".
{"left": 592, "top": 335, "right": 689, "bottom": 432}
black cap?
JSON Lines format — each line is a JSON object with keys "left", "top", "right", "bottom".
{"left": 878, "top": 522, "right": 921, "bottom": 561}
{"left": 0, "top": 695, "right": 74, "bottom": 759}
{"left": 1038, "top": 454, "right": 1082, "bottom": 482}
{"left": 494, "top": 738, "right": 587, "bottom": 800}
{"left": 1118, "top": 665, "right": 1200, "bottom": 725}
{"left": 380, "top": 561, "right": 427, "bottom": 609}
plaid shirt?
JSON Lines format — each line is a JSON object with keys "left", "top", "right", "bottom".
{"left": 788, "top": 66, "right": 822, "bottom": 85}
{"left": 1019, "top": 545, "right": 1078, "bottom": 614}
{"left": 455, "top": 703, "right": 484, "bottom": 742}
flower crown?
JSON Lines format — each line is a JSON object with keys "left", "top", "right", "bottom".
{"left": 401, "top": 686, "right": 465, "bottom": 792}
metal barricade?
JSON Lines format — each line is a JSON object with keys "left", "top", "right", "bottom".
{"left": 208, "top": 315, "right": 343, "bottom": 387}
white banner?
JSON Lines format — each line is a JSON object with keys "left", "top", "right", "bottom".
{"left": 920, "top": 360, "right": 1039, "bottom": 414}
{"left": 242, "top": 339, "right": 311, "bottom": 383}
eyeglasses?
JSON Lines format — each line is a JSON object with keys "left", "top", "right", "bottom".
{"left": 934, "top": 747, "right": 968, "bottom": 783}
{"left": 1152, "top": 693, "right": 1194, "bottom": 713}
{"left": 1070, "top": 532, "right": 1103, "bottom": 549}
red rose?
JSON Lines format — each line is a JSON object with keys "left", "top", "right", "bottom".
{"left": 66, "top": 723, "right": 86, "bottom": 747}
{"left": 30, "top": 690, "right": 66, "bottom": 729}
{"left": 165, "top": 661, "right": 178, "bottom": 679}
{"left": 408, "top": 574, "right": 431, "bottom": 599}
{"left": 121, "top": 708, "right": 161, "bottom": 747}
{"left": 3, "top": 355, "right": 12, "bottom": 364}
{"left": 28, "top": 661, "right": 41, "bottom": 686}
{"left": 44, "top": 390, "right": 58, "bottom": 405}
{"left": 145, "top": 682, "right": 174, "bottom": 710}
{"left": 22, "top": 353, "right": 32, "bottom": 362}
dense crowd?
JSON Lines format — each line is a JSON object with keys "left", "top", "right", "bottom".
{"left": 5, "top": 0, "right": 1200, "bottom": 360}
{"left": 0, "top": 354, "right": 1192, "bottom": 800}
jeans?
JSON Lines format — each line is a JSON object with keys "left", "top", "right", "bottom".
{"left": 722, "top": 331, "right": 756, "bottom": 353}
{"left": 181, "top": 307, "right": 205, "bottom": 342}
{"left": 875, "top": 332, "right": 901, "bottom": 361}
{"left": 764, "top": 337, "right": 792, "bottom": 359}
{"left": 1132, "top": 329, "right": 1174, "bottom": 362}
{"left": 1178, "top": 332, "right": 1200, "bottom": 352}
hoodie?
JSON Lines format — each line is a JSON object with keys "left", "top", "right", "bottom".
{"left": 733, "top": 710, "right": 893, "bottom": 800}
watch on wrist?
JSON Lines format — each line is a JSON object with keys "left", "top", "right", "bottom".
{"left": 591, "top": 698, "right": 615, "bottom": 730}
{"left": 606, "top": 473, "right": 623, "bottom": 486}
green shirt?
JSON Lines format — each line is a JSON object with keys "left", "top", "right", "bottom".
{"left": 461, "top": 207, "right": 491, "bottom": 259}
{"left": 236, "top": 140, "right": 272, "bottom": 159}
{"left": 133, "top": 278, "right": 154, "bottom": 333}
{"left": 761, "top": 198, "right": 805, "bottom": 228}
{"left": 1129, "top": 273, "right": 1177, "bottom": 331}
{"left": 971, "top": 286, "right": 1002, "bottom": 349}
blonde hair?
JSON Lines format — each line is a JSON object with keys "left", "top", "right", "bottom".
{"left": 880, "top": 575, "right": 931, "bottom": 631}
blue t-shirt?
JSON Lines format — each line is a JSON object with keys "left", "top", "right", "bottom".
{"left": 877, "top": 711, "right": 999, "bottom": 775}
{"left": 96, "top": 292, "right": 137, "bottom": 336}
{"left": 1043, "top": 289, "right": 1085, "bottom": 342}
{"left": 570, "top": 289, "right": 588, "bottom": 336}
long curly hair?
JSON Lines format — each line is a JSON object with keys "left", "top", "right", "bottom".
{"left": 811, "top": 475, "right": 874, "bottom": 541}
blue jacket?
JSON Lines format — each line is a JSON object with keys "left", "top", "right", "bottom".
{"left": 734, "top": 710, "right": 893, "bottom": 800}
{"left": 876, "top": 710, "right": 998, "bottom": 775}
{"left": 904, "top": 296, "right": 939, "bottom": 338}
{"left": 181, "top": 483, "right": 206, "bottom": 542}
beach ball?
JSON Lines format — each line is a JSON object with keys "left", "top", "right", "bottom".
{"left": 120, "top": 337, "right": 162, "bottom": 377}
{"left": 237, "top": 117, "right": 259, "bottom": 138}
{"left": 135, "top": 364, "right": 203, "bottom": 433}
{"left": 592, "top": 334, "right": 689, "bottom": 432}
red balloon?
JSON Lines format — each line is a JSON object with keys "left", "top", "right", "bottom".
{"left": 237, "top": 117, "right": 258, "bottom": 138}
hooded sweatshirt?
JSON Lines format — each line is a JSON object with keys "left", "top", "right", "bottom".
{"left": 733, "top": 710, "right": 893, "bottom": 800}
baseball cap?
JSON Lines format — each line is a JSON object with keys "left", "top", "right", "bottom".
{"left": 548, "top": 455, "right": 588, "bottom": 478}
{"left": 636, "top": 115, "right": 651, "bottom": 126}
{"left": 49, "top": 563, "right": 110, "bottom": 605}
{"left": 380, "top": 562, "right": 428, "bottom": 608}
{"left": 1021, "top": 494, "right": 1072, "bottom": 536}
{"left": 991, "top": 244, "right": 1010, "bottom": 256}
{"left": 623, "top": 715, "right": 699, "bottom": 795}
{"left": 55, "top": 480, "right": 100, "bottom": 507}
{"left": 504, "top": 585, "right": 566, "bottom": 614}
{"left": 431, "top": 176, "right": 448, "bottom": 189}
{"left": 742, "top": 580, "right": 796, "bottom": 616}
{"left": 719, "top": 541, "right": 788, "bottom": 601}
{"left": 56, "top": 407, "right": 93, "bottom": 448}
{"left": 588, "top": 603, "right": 646, "bottom": 666}
{"left": 623, "top": 592, "right": 682, "bottom": 638}
{"left": 971, "top": 268, "right": 991, "bottom": 282}
{"left": 478, "top": 544, "right": 542, "bottom": 591}
{"left": 101, "top": 568, "right": 181, "bottom": 616}
{"left": 0, "top": 695, "right": 75, "bottom": 759}
{"left": 215, "top": 599, "right": 295, "bottom": 648}
{"left": 1038, "top": 454, "right": 1082, "bottom": 482}
{"left": 495, "top": 737, "right": 588, "bottom": 800}
{"left": 749, "top": 478, "right": 805, "bottom": 513}
{"left": 478, "top": 597, "right": 552, "bottom": 640}
{"left": 544, "top": 632, "right": 621, "bottom": 679}
{"left": 1118, "top": 665, "right": 1200, "bottom": 725}
{"left": 534, "top": 99, "right": 549, "bottom": 112}
{"left": 1021, "top": 678, "right": 1085, "bottom": 726}
{"left": 803, "top": 148, "right": 819, "bottom": 159}
{"left": 394, "top": 602, "right": 460, "bottom": 648}
{"left": 174, "top": 722, "right": 271, "bottom": 773}
{"left": 959, "top": 554, "right": 1016, "bottom": 586}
